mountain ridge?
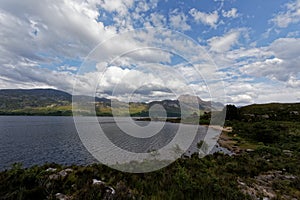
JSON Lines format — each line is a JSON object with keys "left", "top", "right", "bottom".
{"left": 0, "top": 89, "right": 299, "bottom": 118}
{"left": 0, "top": 88, "right": 223, "bottom": 116}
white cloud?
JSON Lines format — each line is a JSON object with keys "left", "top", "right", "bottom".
{"left": 148, "top": 13, "right": 166, "bottom": 27}
{"left": 0, "top": 1, "right": 177, "bottom": 99}
{"left": 0, "top": 1, "right": 299, "bottom": 106}
{"left": 99, "top": 0, "right": 134, "bottom": 16}
{"left": 222, "top": 8, "right": 238, "bottom": 18}
{"left": 227, "top": 47, "right": 272, "bottom": 61}
{"left": 220, "top": 75, "right": 300, "bottom": 105}
{"left": 227, "top": 94, "right": 253, "bottom": 104}
{"left": 169, "top": 10, "right": 191, "bottom": 31}
{"left": 96, "top": 64, "right": 208, "bottom": 102}
{"left": 271, "top": 0, "right": 300, "bottom": 28}
{"left": 0, "top": 64, "right": 76, "bottom": 92}
{"left": 270, "top": 38, "right": 300, "bottom": 60}
{"left": 240, "top": 57, "right": 285, "bottom": 80}
{"left": 209, "top": 34, "right": 300, "bottom": 105}
{"left": 287, "top": 76, "right": 300, "bottom": 88}
{"left": 287, "top": 31, "right": 300, "bottom": 37}
{"left": 189, "top": 8, "right": 219, "bottom": 28}
{"left": 57, "top": 65, "right": 78, "bottom": 72}
{"left": 0, "top": 0, "right": 117, "bottom": 64}
{"left": 239, "top": 37, "right": 300, "bottom": 83}
{"left": 208, "top": 30, "right": 240, "bottom": 52}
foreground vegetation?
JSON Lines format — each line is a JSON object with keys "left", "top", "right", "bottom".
{"left": 1, "top": 148, "right": 299, "bottom": 199}
{"left": 1, "top": 120, "right": 299, "bottom": 199}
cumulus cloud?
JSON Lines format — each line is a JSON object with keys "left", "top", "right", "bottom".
{"left": 271, "top": 0, "right": 300, "bottom": 28}
{"left": 0, "top": 64, "right": 76, "bottom": 92}
{"left": 0, "top": 0, "right": 299, "bottom": 105}
{"left": 222, "top": 8, "right": 238, "bottom": 18}
{"left": 99, "top": 0, "right": 134, "bottom": 16}
{"left": 208, "top": 30, "right": 240, "bottom": 52}
{"left": 220, "top": 76, "right": 300, "bottom": 105}
{"left": 94, "top": 63, "right": 214, "bottom": 102}
{"left": 240, "top": 38, "right": 300, "bottom": 82}
{"left": 210, "top": 35, "right": 300, "bottom": 104}
{"left": 0, "top": 0, "right": 116, "bottom": 65}
{"left": 241, "top": 58, "right": 283, "bottom": 76}
{"left": 148, "top": 13, "right": 167, "bottom": 27}
{"left": 189, "top": 8, "right": 219, "bottom": 28}
{"left": 0, "top": 1, "right": 175, "bottom": 94}
{"left": 57, "top": 65, "right": 78, "bottom": 72}
{"left": 169, "top": 10, "right": 191, "bottom": 31}
{"left": 287, "top": 76, "right": 300, "bottom": 88}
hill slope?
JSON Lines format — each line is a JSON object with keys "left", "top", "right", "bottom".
{"left": 0, "top": 89, "right": 71, "bottom": 110}
{"left": 0, "top": 89, "right": 222, "bottom": 116}
{"left": 239, "top": 103, "right": 300, "bottom": 121}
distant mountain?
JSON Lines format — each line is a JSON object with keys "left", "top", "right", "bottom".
{"left": 0, "top": 89, "right": 71, "bottom": 110}
{"left": 147, "top": 94, "right": 223, "bottom": 117}
{"left": 178, "top": 94, "right": 224, "bottom": 110}
{"left": 0, "top": 89, "right": 223, "bottom": 116}
{"left": 0, "top": 89, "right": 112, "bottom": 110}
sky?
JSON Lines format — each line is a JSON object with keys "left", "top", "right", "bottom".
{"left": 0, "top": 0, "right": 299, "bottom": 105}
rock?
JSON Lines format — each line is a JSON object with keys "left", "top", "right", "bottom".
{"left": 240, "top": 170, "right": 298, "bottom": 199}
{"left": 261, "top": 114, "right": 269, "bottom": 119}
{"left": 55, "top": 193, "right": 70, "bottom": 200}
{"left": 238, "top": 181, "right": 246, "bottom": 186}
{"left": 64, "top": 168, "right": 73, "bottom": 172}
{"left": 49, "top": 169, "right": 72, "bottom": 179}
{"left": 283, "top": 150, "right": 292, "bottom": 153}
{"left": 246, "top": 149, "right": 254, "bottom": 152}
{"left": 46, "top": 167, "right": 57, "bottom": 172}
{"left": 107, "top": 186, "right": 115, "bottom": 195}
{"left": 58, "top": 170, "right": 68, "bottom": 177}
{"left": 57, "top": 169, "right": 73, "bottom": 177}
{"left": 49, "top": 174, "right": 60, "bottom": 180}
{"left": 290, "top": 111, "right": 299, "bottom": 115}
{"left": 46, "top": 182, "right": 51, "bottom": 188}
{"left": 284, "top": 175, "right": 296, "bottom": 179}
{"left": 93, "top": 178, "right": 105, "bottom": 185}
{"left": 283, "top": 150, "right": 293, "bottom": 156}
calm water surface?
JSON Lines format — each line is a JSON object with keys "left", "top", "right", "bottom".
{"left": 0, "top": 116, "right": 229, "bottom": 170}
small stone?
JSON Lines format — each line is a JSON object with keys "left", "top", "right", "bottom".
{"left": 239, "top": 182, "right": 246, "bottom": 186}
{"left": 46, "top": 167, "right": 57, "bottom": 172}
{"left": 107, "top": 186, "right": 115, "bottom": 194}
{"left": 64, "top": 168, "right": 73, "bottom": 172}
{"left": 49, "top": 174, "right": 60, "bottom": 180}
{"left": 58, "top": 170, "right": 68, "bottom": 177}
{"left": 93, "top": 179, "right": 105, "bottom": 185}
{"left": 55, "top": 193, "right": 70, "bottom": 200}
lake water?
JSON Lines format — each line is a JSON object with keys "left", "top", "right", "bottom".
{"left": 0, "top": 116, "right": 230, "bottom": 170}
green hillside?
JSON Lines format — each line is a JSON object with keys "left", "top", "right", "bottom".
{"left": 0, "top": 89, "right": 71, "bottom": 110}
{"left": 239, "top": 103, "right": 300, "bottom": 121}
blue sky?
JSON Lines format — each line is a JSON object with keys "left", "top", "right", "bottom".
{"left": 0, "top": 0, "right": 299, "bottom": 105}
